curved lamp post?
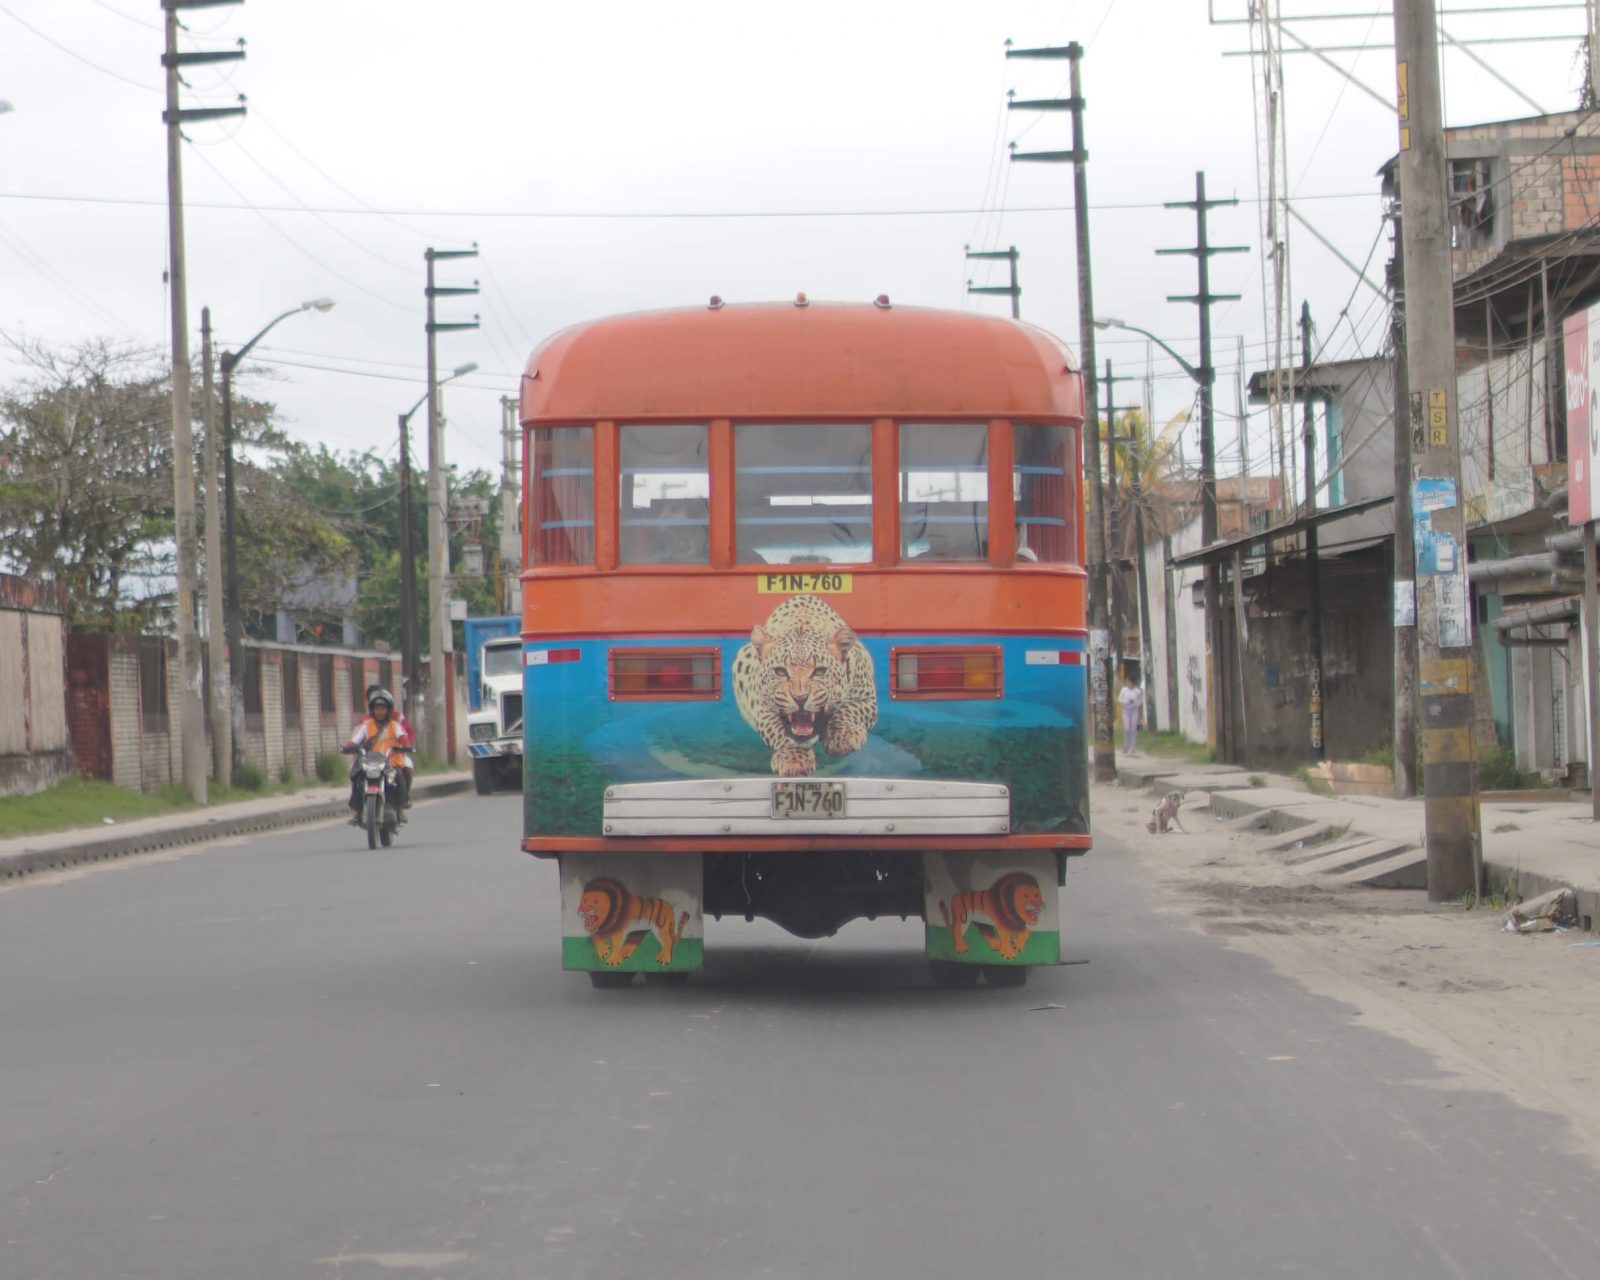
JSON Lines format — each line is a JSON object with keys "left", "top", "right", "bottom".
{"left": 218, "top": 297, "right": 334, "bottom": 775}
{"left": 398, "top": 362, "right": 477, "bottom": 720}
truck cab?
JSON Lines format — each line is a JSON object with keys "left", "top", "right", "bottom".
{"left": 466, "top": 634, "right": 524, "bottom": 794}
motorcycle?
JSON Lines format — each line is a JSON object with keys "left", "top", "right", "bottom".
{"left": 341, "top": 743, "right": 403, "bottom": 848}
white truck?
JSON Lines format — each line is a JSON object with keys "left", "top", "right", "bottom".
{"left": 466, "top": 634, "right": 524, "bottom": 794}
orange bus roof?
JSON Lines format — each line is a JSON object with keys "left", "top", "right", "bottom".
{"left": 519, "top": 301, "right": 1083, "bottom": 422}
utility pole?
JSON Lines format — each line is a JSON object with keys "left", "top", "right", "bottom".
{"left": 1160, "top": 172, "right": 1247, "bottom": 761}
{"left": 423, "top": 247, "right": 480, "bottom": 763}
{"left": 1105, "top": 360, "right": 1156, "bottom": 728}
{"left": 1388, "top": 210, "right": 1419, "bottom": 797}
{"left": 499, "top": 395, "right": 523, "bottom": 615}
{"left": 398, "top": 408, "right": 420, "bottom": 724}
{"left": 1393, "top": 0, "right": 1481, "bottom": 901}
{"left": 200, "top": 307, "right": 229, "bottom": 783}
{"left": 965, "top": 245, "right": 1022, "bottom": 319}
{"left": 1300, "top": 301, "right": 1325, "bottom": 762}
{"left": 1102, "top": 359, "right": 1141, "bottom": 677}
{"left": 1008, "top": 40, "right": 1116, "bottom": 782}
{"left": 162, "top": 0, "right": 245, "bottom": 804}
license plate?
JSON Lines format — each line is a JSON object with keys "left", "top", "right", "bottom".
{"left": 366, "top": 783, "right": 381, "bottom": 794}
{"left": 771, "top": 781, "right": 846, "bottom": 819}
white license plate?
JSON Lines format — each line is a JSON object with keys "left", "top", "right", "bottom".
{"left": 771, "top": 781, "right": 847, "bottom": 819}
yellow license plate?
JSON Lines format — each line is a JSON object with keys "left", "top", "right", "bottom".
{"left": 757, "top": 572, "right": 853, "bottom": 594}
{"left": 771, "top": 781, "right": 847, "bottom": 819}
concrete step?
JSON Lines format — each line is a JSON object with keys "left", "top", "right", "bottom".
{"left": 1207, "top": 788, "right": 1345, "bottom": 833}
{"left": 1326, "top": 846, "right": 1427, "bottom": 890}
{"left": 1288, "top": 837, "right": 1417, "bottom": 877}
{"left": 1259, "top": 821, "right": 1335, "bottom": 851}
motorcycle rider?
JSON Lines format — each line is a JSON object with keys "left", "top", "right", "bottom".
{"left": 354, "top": 684, "right": 415, "bottom": 815}
{"left": 346, "top": 689, "right": 410, "bottom": 825}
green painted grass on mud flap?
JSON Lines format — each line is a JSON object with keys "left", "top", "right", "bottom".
{"left": 561, "top": 935, "right": 705, "bottom": 971}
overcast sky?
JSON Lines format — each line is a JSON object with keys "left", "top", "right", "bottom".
{"left": 0, "top": 0, "right": 1589, "bottom": 488}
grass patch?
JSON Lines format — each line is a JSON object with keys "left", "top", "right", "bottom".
{"left": 1140, "top": 730, "right": 1210, "bottom": 763}
{"left": 0, "top": 773, "right": 330, "bottom": 839}
{"left": 1459, "top": 884, "right": 1517, "bottom": 912}
{"left": 1249, "top": 774, "right": 1266, "bottom": 788}
{"left": 1477, "top": 744, "right": 1543, "bottom": 791}
{"left": 1294, "top": 765, "right": 1334, "bottom": 797}
{"left": 1492, "top": 821, "right": 1521, "bottom": 834}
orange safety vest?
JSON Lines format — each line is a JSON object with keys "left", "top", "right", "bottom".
{"left": 359, "top": 717, "right": 407, "bottom": 762}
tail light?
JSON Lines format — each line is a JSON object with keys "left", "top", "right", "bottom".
{"left": 891, "top": 647, "right": 1003, "bottom": 699}
{"left": 608, "top": 648, "right": 721, "bottom": 700}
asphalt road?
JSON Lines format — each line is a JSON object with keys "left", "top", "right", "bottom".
{"left": 3, "top": 791, "right": 1599, "bottom": 1280}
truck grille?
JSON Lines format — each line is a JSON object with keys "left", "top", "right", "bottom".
{"left": 500, "top": 693, "right": 524, "bottom": 737}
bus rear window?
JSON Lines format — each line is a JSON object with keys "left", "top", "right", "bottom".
{"left": 530, "top": 427, "right": 595, "bottom": 566}
{"left": 735, "top": 423, "right": 873, "bottom": 565}
{"left": 620, "top": 424, "right": 710, "bottom": 564}
{"left": 900, "top": 423, "right": 988, "bottom": 561}
{"left": 1013, "top": 423, "right": 1077, "bottom": 564}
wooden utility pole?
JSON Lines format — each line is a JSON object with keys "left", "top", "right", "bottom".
{"left": 1393, "top": 0, "right": 1481, "bottom": 900}
{"left": 965, "top": 246, "right": 1022, "bottom": 319}
{"left": 423, "top": 247, "right": 480, "bottom": 763}
{"left": 162, "top": 0, "right": 244, "bottom": 803}
{"left": 398, "top": 408, "right": 420, "bottom": 724}
{"left": 1300, "top": 301, "right": 1325, "bottom": 761}
{"left": 1008, "top": 40, "right": 1115, "bottom": 781}
{"left": 1388, "top": 220, "right": 1419, "bottom": 797}
{"left": 1586, "top": 526, "right": 1600, "bottom": 820}
{"left": 1161, "top": 173, "right": 1247, "bottom": 761}
{"left": 200, "top": 307, "right": 230, "bottom": 783}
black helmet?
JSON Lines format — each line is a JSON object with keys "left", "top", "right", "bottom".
{"left": 365, "top": 683, "right": 383, "bottom": 701}
{"left": 368, "top": 688, "right": 395, "bottom": 713}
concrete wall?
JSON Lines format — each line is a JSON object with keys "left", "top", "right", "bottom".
{"left": 1142, "top": 517, "right": 1208, "bottom": 746}
{"left": 66, "top": 637, "right": 410, "bottom": 794}
{"left": 0, "top": 574, "right": 74, "bottom": 798}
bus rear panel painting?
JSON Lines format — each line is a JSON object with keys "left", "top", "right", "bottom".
{"left": 518, "top": 300, "right": 1088, "bottom": 988}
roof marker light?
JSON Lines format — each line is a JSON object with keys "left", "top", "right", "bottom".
{"left": 794, "top": 292, "right": 809, "bottom": 308}
{"left": 874, "top": 294, "right": 892, "bottom": 309}
{"left": 708, "top": 295, "right": 724, "bottom": 310}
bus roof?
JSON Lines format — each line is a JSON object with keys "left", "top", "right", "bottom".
{"left": 519, "top": 301, "right": 1083, "bottom": 422}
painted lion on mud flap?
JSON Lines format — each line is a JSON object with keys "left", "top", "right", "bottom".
{"left": 731, "top": 595, "right": 878, "bottom": 777}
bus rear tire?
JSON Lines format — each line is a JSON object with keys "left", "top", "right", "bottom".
{"left": 473, "top": 759, "right": 495, "bottom": 795}
{"left": 983, "top": 965, "right": 1029, "bottom": 988}
{"left": 929, "top": 961, "right": 980, "bottom": 989}
{"left": 643, "top": 972, "right": 690, "bottom": 987}
{"left": 588, "top": 971, "right": 635, "bottom": 988}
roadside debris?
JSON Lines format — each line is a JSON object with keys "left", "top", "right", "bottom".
{"left": 1502, "top": 887, "right": 1577, "bottom": 933}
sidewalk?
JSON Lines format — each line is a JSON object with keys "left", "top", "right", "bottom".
{"left": 0, "top": 772, "right": 474, "bottom": 881}
{"left": 1116, "top": 755, "right": 1600, "bottom": 931}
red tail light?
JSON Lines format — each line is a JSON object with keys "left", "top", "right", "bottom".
{"left": 891, "top": 648, "right": 1003, "bottom": 699}
{"left": 608, "top": 648, "right": 722, "bottom": 700}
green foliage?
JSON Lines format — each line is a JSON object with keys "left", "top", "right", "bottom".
{"left": 1294, "top": 764, "right": 1334, "bottom": 796}
{"left": 1477, "top": 744, "right": 1542, "bottom": 791}
{"left": 1249, "top": 774, "right": 1266, "bottom": 788}
{"left": 232, "top": 763, "right": 266, "bottom": 792}
{"left": 1492, "top": 822, "right": 1521, "bottom": 834}
{"left": 278, "top": 758, "right": 294, "bottom": 785}
{"left": 1360, "top": 743, "right": 1395, "bottom": 769}
{"left": 1141, "top": 730, "right": 1209, "bottom": 763}
{"left": 314, "top": 751, "right": 341, "bottom": 783}
{"left": 0, "top": 777, "right": 196, "bottom": 838}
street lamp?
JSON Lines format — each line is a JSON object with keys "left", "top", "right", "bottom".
{"left": 1093, "top": 317, "right": 1202, "bottom": 383}
{"left": 217, "top": 297, "right": 335, "bottom": 775}
{"left": 398, "top": 361, "right": 477, "bottom": 722}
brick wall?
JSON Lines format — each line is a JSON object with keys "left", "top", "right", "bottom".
{"left": 109, "top": 644, "right": 142, "bottom": 791}
{"left": 262, "top": 652, "right": 283, "bottom": 779}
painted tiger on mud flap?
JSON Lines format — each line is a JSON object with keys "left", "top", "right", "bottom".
{"left": 941, "top": 871, "right": 1045, "bottom": 961}
{"left": 577, "top": 877, "right": 689, "bottom": 966}
{"left": 731, "top": 595, "right": 878, "bottom": 777}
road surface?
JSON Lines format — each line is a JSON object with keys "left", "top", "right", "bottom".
{"left": 3, "top": 791, "right": 1597, "bottom": 1278}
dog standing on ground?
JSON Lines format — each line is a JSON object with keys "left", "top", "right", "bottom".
{"left": 1147, "top": 790, "right": 1187, "bottom": 834}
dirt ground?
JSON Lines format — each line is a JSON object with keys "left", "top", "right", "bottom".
{"left": 1096, "top": 779, "right": 1600, "bottom": 1164}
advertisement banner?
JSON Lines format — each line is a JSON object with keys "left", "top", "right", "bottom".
{"left": 1565, "top": 306, "right": 1596, "bottom": 525}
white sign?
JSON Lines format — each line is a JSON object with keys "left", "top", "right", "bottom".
{"left": 1394, "top": 578, "right": 1415, "bottom": 627}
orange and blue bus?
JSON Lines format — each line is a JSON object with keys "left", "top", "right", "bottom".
{"left": 517, "top": 298, "right": 1088, "bottom": 988}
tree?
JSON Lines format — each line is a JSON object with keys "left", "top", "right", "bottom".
{"left": 0, "top": 337, "right": 175, "bottom": 630}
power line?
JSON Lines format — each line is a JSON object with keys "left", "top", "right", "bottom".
{"left": 0, "top": 188, "right": 1378, "bottom": 220}
{"left": 0, "top": 1, "right": 159, "bottom": 92}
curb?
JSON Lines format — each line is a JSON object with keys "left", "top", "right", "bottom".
{"left": 0, "top": 776, "right": 474, "bottom": 883}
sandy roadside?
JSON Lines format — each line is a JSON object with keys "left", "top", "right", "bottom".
{"left": 1095, "top": 775, "right": 1600, "bottom": 1164}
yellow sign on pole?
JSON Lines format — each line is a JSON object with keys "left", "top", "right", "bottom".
{"left": 1428, "top": 387, "right": 1448, "bottom": 446}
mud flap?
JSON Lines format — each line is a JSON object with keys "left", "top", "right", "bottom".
{"left": 924, "top": 851, "right": 1060, "bottom": 967}
{"left": 560, "top": 852, "right": 704, "bottom": 973}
